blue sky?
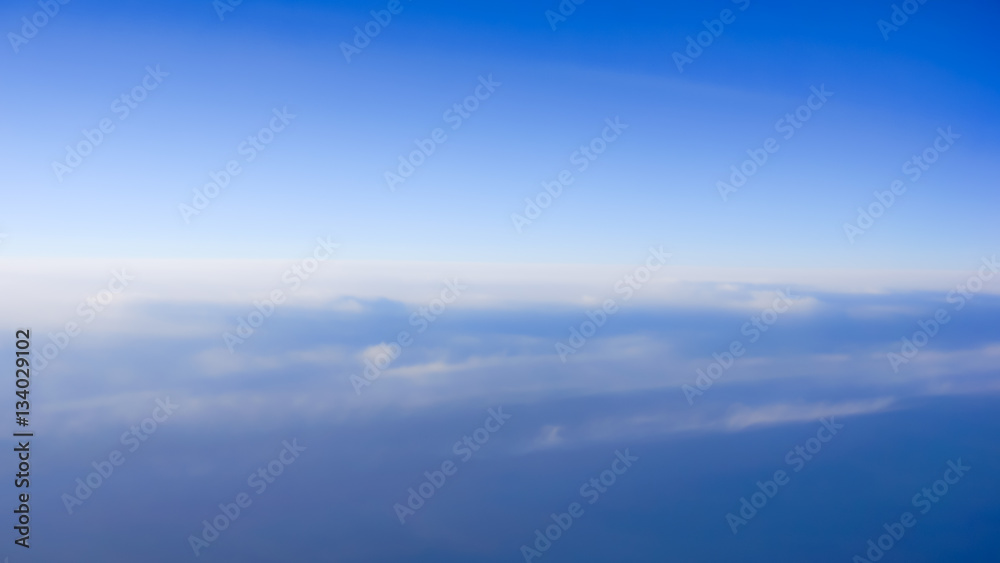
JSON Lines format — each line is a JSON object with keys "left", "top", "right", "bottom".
{"left": 2, "top": 1, "right": 1000, "bottom": 561}
{"left": 2, "top": 0, "right": 998, "bottom": 268}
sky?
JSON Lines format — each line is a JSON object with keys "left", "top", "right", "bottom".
{"left": 1, "top": 0, "right": 998, "bottom": 267}
{"left": 1, "top": 0, "right": 999, "bottom": 561}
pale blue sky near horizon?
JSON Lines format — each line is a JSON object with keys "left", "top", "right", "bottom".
{"left": 0, "top": 0, "right": 997, "bottom": 270}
